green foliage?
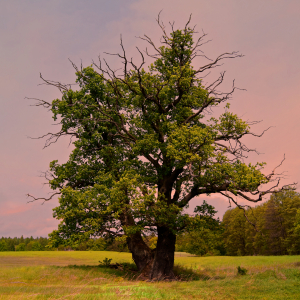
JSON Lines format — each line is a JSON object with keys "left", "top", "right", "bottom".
{"left": 176, "top": 228, "right": 224, "bottom": 256}
{"left": 0, "top": 241, "right": 8, "bottom": 251}
{"left": 222, "top": 208, "right": 248, "bottom": 256}
{"left": 15, "top": 243, "right": 26, "bottom": 251}
{"left": 286, "top": 208, "right": 300, "bottom": 254}
{"left": 0, "top": 236, "right": 52, "bottom": 252}
{"left": 144, "top": 234, "right": 158, "bottom": 250}
{"left": 32, "top": 18, "right": 284, "bottom": 262}
{"left": 222, "top": 189, "right": 300, "bottom": 256}
{"left": 26, "top": 241, "right": 42, "bottom": 251}
{"left": 87, "top": 237, "right": 107, "bottom": 251}
{"left": 47, "top": 236, "right": 129, "bottom": 252}
{"left": 194, "top": 200, "right": 218, "bottom": 218}
{"left": 106, "top": 236, "right": 129, "bottom": 252}
{"left": 176, "top": 201, "right": 225, "bottom": 256}
{"left": 99, "top": 257, "right": 113, "bottom": 267}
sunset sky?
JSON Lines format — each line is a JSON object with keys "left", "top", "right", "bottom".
{"left": 1, "top": 0, "right": 300, "bottom": 237}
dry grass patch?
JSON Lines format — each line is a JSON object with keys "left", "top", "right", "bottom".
{"left": 1, "top": 252, "right": 300, "bottom": 299}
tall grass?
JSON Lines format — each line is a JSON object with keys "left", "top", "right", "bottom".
{"left": 1, "top": 252, "right": 300, "bottom": 299}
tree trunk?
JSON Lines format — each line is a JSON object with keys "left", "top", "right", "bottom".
{"left": 150, "top": 226, "right": 176, "bottom": 280}
{"left": 126, "top": 232, "right": 154, "bottom": 272}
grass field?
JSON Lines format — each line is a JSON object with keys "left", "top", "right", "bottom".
{"left": 1, "top": 251, "right": 300, "bottom": 299}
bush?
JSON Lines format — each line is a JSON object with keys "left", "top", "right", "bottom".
{"left": 237, "top": 266, "right": 247, "bottom": 275}
{"left": 99, "top": 257, "right": 112, "bottom": 267}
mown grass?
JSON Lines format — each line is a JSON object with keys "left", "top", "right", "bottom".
{"left": 1, "top": 251, "right": 300, "bottom": 299}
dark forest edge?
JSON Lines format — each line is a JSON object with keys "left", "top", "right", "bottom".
{"left": 2, "top": 189, "right": 300, "bottom": 255}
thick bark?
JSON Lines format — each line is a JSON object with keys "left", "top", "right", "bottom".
{"left": 150, "top": 226, "right": 176, "bottom": 280}
{"left": 126, "top": 232, "right": 154, "bottom": 271}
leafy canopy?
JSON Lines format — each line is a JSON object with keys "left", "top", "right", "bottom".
{"left": 29, "top": 17, "right": 289, "bottom": 246}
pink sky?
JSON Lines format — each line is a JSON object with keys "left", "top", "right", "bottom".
{"left": 1, "top": 0, "right": 300, "bottom": 237}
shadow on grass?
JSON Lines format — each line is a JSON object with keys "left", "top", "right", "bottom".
{"left": 55, "top": 263, "right": 226, "bottom": 282}
{"left": 173, "top": 264, "right": 226, "bottom": 281}
{"left": 57, "top": 262, "right": 139, "bottom": 280}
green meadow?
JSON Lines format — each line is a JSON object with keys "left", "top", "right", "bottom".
{"left": 1, "top": 251, "right": 300, "bottom": 299}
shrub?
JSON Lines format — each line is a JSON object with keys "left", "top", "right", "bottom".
{"left": 99, "top": 258, "right": 112, "bottom": 267}
{"left": 237, "top": 266, "right": 247, "bottom": 275}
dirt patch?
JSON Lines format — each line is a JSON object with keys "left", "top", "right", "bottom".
{"left": 0, "top": 256, "right": 80, "bottom": 267}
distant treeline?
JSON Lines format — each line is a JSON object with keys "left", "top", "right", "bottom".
{"left": 176, "top": 189, "right": 300, "bottom": 256}
{"left": 0, "top": 235, "right": 151, "bottom": 252}
{"left": 2, "top": 190, "right": 300, "bottom": 255}
{"left": 0, "top": 236, "right": 49, "bottom": 251}
{"left": 222, "top": 189, "right": 300, "bottom": 255}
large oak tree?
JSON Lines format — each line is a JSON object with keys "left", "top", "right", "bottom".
{"left": 29, "top": 16, "right": 292, "bottom": 280}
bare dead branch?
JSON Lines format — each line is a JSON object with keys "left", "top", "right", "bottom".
{"left": 220, "top": 191, "right": 263, "bottom": 233}
{"left": 184, "top": 14, "right": 192, "bottom": 31}
{"left": 195, "top": 52, "right": 244, "bottom": 75}
{"left": 26, "top": 97, "right": 52, "bottom": 108}
{"left": 39, "top": 73, "right": 74, "bottom": 93}
{"left": 27, "top": 192, "right": 61, "bottom": 204}
{"left": 265, "top": 154, "right": 286, "bottom": 180}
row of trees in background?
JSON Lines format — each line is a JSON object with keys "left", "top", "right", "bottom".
{"left": 176, "top": 190, "right": 300, "bottom": 256}
{"left": 2, "top": 190, "right": 300, "bottom": 255}
{"left": 0, "top": 234, "right": 154, "bottom": 252}
{"left": 0, "top": 235, "right": 133, "bottom": 252}
{"left": 223, "top": 189, "right": 300, "bottom": 256}
{"left": 0, "top": 236, "right": 49, "bottom": 251}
